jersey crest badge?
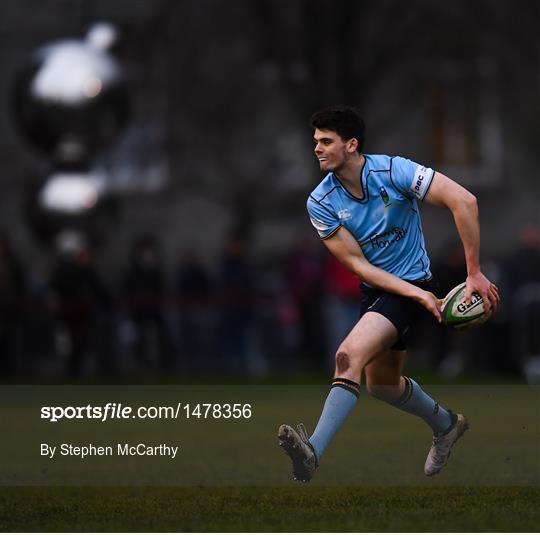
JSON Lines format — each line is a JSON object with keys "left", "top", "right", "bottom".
{"left": 379, "top": 187, "right": 392, "bottom": 207}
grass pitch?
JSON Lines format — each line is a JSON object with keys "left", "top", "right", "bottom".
{"left": 0, "top": 381, "right": 538, "bottom": 531}
{"left": 0, "top": 486, "right": 538, "bottom": 531}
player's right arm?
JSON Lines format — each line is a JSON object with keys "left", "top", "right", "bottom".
{"left": 423, "top": 171, "right": 499, "bottom": 313}
{"left": 323, "top": 226, "right": 442, "bottom": 322}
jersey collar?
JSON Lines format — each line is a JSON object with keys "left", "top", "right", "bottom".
{"left": 333, "top": 156, "right": 368, "bottom": 203}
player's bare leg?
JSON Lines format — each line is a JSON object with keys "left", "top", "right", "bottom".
{"left": 364, "top": 347, "right": 405, "bottom": 402}
{"left": 333, "top": 311, "right": 399, "bottom": 383}
{"left": 365, "top": 349, "right": 468, "bottom": 476}
{"left": 279, "top": 311, "right": 399, "bottom": 482}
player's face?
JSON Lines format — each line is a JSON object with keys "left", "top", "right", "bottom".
{"left": 313, "top": 128, "right": 356, "bottom": 172}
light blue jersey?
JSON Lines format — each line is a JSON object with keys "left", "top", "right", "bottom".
{"left": 307, "top": 154, "right": 435, "bottom": 282}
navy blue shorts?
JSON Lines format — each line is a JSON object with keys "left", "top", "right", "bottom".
{"left": 358, "top": 279, "right": 438, "bottom": 351}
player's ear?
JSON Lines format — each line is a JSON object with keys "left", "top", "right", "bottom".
{"left": 347, "top": 138, "right": 358, "bottom": 153}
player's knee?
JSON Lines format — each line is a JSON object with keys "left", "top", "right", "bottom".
{"left": 336, "top": 344, "right": 361, "bottom": 376}
{"left": 335, "top": 347, "right": 351, "bottom": 375}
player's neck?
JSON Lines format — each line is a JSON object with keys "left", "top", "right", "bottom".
{"left": 335, "top": 154, "right": 365, "bottom": 197}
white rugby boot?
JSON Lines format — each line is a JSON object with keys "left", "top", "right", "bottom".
{"left": 424, "top": 412, "right": 469, "bottom": 476}
{"left": 278, "top": 423, "right": 318, "bottom": 483}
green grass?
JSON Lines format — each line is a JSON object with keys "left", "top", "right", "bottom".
{"left": 2, "top": 371, "right": 527, "bottom": 386}
{"left": 4, "top": 384, "right": 536, "bottom": 487}
{"left": 0, "top": 383, "right": 537, "bottom": 531}
{"left": 0, "top": 486, "right": 538, "bottom": 531}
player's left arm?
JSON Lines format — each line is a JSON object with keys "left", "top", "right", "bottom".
{"left": 424, "top": 171, "right": 500, "bottom": 313}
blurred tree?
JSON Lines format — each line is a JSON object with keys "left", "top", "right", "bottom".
{"left": 64, "top": 0, "right": 540, "bottom": 200}
{"left": 250, "top": 0, "right": 539, "bottom": 125}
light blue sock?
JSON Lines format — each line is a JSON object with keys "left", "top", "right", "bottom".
{"left": 309, "top": 378, "right": 359, "bottom": 461}
{"left": 390, "top": 376, "right": 453, "bottom": 434}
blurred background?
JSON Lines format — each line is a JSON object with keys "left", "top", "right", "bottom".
{"left": 0, "top": 0, "right": 538, "bottom": 383}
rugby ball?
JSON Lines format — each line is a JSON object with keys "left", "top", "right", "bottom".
{"left": 441, "top": 282, "right": 489, "bottom": 330}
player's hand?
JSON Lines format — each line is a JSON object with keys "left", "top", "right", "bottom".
{"left": 416, "top": 290, "right": 443, "bottom": 323}
{"left": 466, "top": 272, "right": 500, "bottom": 316}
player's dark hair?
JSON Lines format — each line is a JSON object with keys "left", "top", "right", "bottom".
{"left": 310, "top": 105, "right": 366, "bottom": 153}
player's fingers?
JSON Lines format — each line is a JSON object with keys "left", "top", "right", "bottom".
{"left": 431, "top": 299, "right": 442, "bottom": 322}
{"left": 422, "top": 291, "right": 441, "bottom": 322}
{"left": 465, "top": 285, "right": 472, "bottom": 305}
{"left": 474, "top": 286, "right": 490, "bottom": 315}
{"left": 483, "top": 295, "right": 496, "bottom": 317}
{"left": 488, "top": 288, "right": 499, "bottom": 313}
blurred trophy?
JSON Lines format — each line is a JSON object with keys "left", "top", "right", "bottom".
{"left": 11, "top": 21, "right": 130, "bottom": 243}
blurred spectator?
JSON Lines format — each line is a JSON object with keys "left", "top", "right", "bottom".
{"left": 256, "top": 267, "right": 299, "bottom": 373}
{"left": 427, "top": 243, "right": 508, "bottom": 377}
{"left": 504, "top": 224, "right": 540, "bottom": 379}
{"left": 175, "top": 250, "right": 214, "bottom": 371}
{"left": 431, "top": 241, "right": 519, "bottom": 377}
{"left": 429, "top": 242, "right": 468, "bottom": 376}
{"left": 0, "top": 232, "right": 26, "bottom": 376}
{"left": 123, "top": 234, "right": 174, "bottom": 373}
{"left": 49, "top": 231, "right": 113, "bottom": 378}
{"left": 216, "top": 236, "right": 255, "bottom": 374}
{"left": 461, "top": 255, "right": 512, "bottom": 375}
{"left": 323, "top": 255, "right": 361, "bottom": 369}
{"left": 504, "top": 224, "right": 540, "bottom": 291}
{"left": 435, "top": 242, "right": 468, "bottom": 297}
{"left": 284, "top": 238, "right": 327, "bottom": 370}
{"left": 21, "top": 274, "right": 56, "bottom": 376}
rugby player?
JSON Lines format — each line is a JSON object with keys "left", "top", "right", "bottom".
{"left": 278, "top": 105, "right": 500, "bottom": 482}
